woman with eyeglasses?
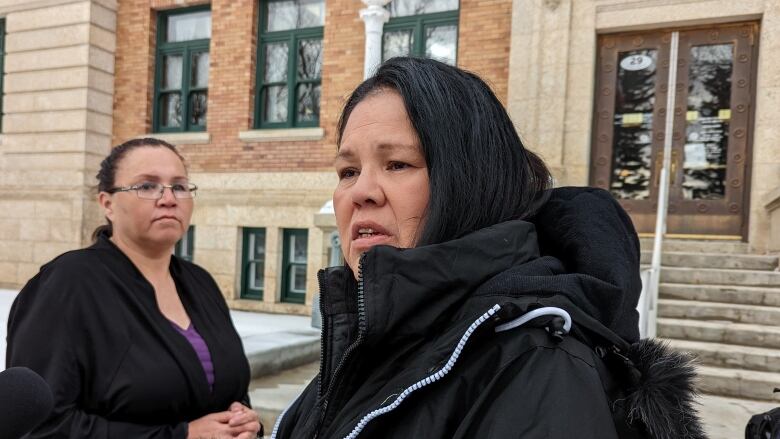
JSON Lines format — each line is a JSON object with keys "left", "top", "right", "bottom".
{"left": 7, "top": 138, "right": 261, "bottom": 439}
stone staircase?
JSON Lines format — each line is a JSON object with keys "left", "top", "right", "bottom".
{"left": 640, "top": 239, "right": 780, "bottom": 402}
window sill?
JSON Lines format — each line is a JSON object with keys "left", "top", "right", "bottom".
{"left": 141, "top": 132, "right": 211, "bottom": 145}
{"left": 238, "top": 127, "right": 324, "bottom": 143}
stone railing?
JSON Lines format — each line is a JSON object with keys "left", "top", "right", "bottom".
{"left": 766, "top": 186, "right": 780, "bottom": 253}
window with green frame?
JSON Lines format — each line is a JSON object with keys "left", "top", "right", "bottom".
{"left": 382, "top": 0, "right": 459, "bottom": 66}
{"left": 0, "top": 19, "right": 5, "bottom": 132}
{"left": 281, "top": 229, "right": 308, "bottom": 304}
{"left": 256, "top": 0, "right": 324, "bottom": 128}
{"left": 241, "top": 228, "right": 267, "bottom": 300}
{"left": 174, "top": 225, "right": 195, "bottom": 262}
{"left": 154, "top": 7, "right": 211, "bottom": 133}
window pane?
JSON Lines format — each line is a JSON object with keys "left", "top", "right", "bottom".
{"left": 267, "top": 0, "right": 325, "bottom": 32}
{"left": 297, "top": 39, "right": 322, "bottom": 79}
{"left": 290, "top": 265, "right": 306, "bottom": 293}
{"left": 191, "top": 52, "right": 209, "bottom": 88}
{"left": 161, "top": 92, "right": 182, "bottom": 127}
{"left": 609, "top": 49, "right": 658, "bottom": 200}
{"left": 247, "top": 230, "right": 266, "bottom": 290}
{"left": 163, "top": 55, "right": 183, "bottom": 90}
{"left": 389, "top": 0, "right": 458, "bottom": 17}
{"left": 166, "top": 10, "right": 211, "bottom": 42}
{"left": 425, "top": 25, "right": 457, "bottom": 65}
{"left": 682, "top": 44, "right": 733, "bottom": 200}
{"left": 296, "top": 83, "right": 320, "bottom": 122}
{"left": 383, "top": 30, "right": 413, "bottom": 61}
{"left": 190, "top": 91, "right": 207, "bottom": 126}
{"left": 264, "top": 43, "right": 289, "bottom": 82}
{"left": 290, "top": 233, "right": 307, "bottom": 263}
{"left": 263, "top": 85, "right": 288, "bottom": 123}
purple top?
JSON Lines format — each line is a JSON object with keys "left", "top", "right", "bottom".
{"left": 171, "top": 322, "right": 215, "bottom": 390}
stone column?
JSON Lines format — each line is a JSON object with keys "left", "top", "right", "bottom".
{"left": 0, "top": 0, "right": 116, "bottom": 288}
{"left": 359, "top": 0, "right": 391, "bottom": 79}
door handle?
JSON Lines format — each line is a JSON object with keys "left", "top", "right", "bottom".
{"left": 670, "top": 150, "right": 679, "bottom": 185}
{"left": 654, "top": 152, "right": 663, "bottom": 187}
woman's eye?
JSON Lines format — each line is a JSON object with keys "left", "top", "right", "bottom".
{"left": 388, "top": 162, "right": 409, "bottom": 171}
{"left": 138, "top": 182, "right": 157, "bottom": 191}
{"left": 339, "top": 168, "right": 358, "bottom": 179}
{"left": 171, "top": 184, "right": 187, "bottom": 192}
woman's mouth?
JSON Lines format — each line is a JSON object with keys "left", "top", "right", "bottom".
{"left": 352, "top": 227, "right": 392, "bottom": 250}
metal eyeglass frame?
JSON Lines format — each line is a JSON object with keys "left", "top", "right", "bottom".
{"left": 107, "top": 183, "right": 198, "bottom": 200}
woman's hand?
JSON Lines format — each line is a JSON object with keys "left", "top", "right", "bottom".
{"left": 227, "top": 402, "right": 262, "bottom": 438}
{"left": 187, "top": 411, "right": 235, "bottom": 439}
{"left": 187, "top": 403, "right": 261, "bottom": 439}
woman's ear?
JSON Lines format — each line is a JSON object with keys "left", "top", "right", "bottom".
{"left": 98, "top": 192, "right": 115, "bottom": 223}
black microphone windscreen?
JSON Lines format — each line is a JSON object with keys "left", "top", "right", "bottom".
{"left": 0, "top": 367, "right": 54, "bottom": 439}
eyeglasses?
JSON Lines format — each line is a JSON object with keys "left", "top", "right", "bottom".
{"left": 107, "top": 182, "right": 198, "bottom": 200}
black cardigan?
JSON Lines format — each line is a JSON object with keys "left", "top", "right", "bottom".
{"left": 6, "top": 234, "right": 250, "bottom": 438}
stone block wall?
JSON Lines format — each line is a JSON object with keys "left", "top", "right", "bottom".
{"left": 0, "top": 0, "right": 116, "bottom": 288}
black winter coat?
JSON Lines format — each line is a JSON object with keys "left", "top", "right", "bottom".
{"left": 272, "top": 187, "right": 706, "bottom": 439}
{"left": 6, "top": 233, "right": 251, "bottom": 438}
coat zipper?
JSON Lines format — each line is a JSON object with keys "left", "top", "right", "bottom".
{"left": 272, "top": 255, "right": 368, "bottom": 439}
{"left": 340, "top": 304, "right": 501, "bottom": 439}
{"left": 316, "top": 270, "right": 328, "bottom": 400}
{"left": 315, "top": 254, "right": 367, "bottom": 436}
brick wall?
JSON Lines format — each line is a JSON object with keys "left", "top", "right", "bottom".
{"left": 458, "top": 0, "right": 512, "bottom": 105}
{"left": 112, "top": 0, "right": 510, "bottom": 173}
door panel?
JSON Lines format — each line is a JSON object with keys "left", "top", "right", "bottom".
{"left": 591, "top": 23, "right": 757, "bottom": 237}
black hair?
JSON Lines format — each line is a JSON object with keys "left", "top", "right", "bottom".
{"left": 337, "top": 57, "right": 552, "bottom": 246}
{"left": 92, "top": 137, "right": 185, "bottom": 242}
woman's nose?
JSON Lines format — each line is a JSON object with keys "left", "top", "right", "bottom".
{"left": 351, "top": 170, "right": 385, "bottom": 206}
{"left": 157, "top": 186, "right": 178, "bottom": 206}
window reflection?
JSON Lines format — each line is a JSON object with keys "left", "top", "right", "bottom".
{"left": 389, "top": 0, "right": 459, "bottom": 17}
{"left": 267, "top": 0, "right": 325, "bottom": 31}
{"left": 609, "top": 49, "right": 658, "bottom": 200}
{"left": 683, "top": 44, "right": 733, "bottom": 200}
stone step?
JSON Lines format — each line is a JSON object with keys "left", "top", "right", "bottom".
{"left": 658, "top": 267, "right": 780, "bottom": 287}
{"left": 249, "top": 362, "right": 317, "bottom": 433}
{"left": 696, "top": 365, "right": 780, "bottom": 402}
{"left": 639, "top": 238, "right": 749, "bottom": 254}
{"left": 659, "top": 283, "right": 780, "bottom": 306}
{"left": 658, "top": 318, "right": 780, "bottom": 349}
{"left": 659, "top": 299, "right": 780, "bottom": 324}
{"left": 666, "top": 339, "right": 780, "bottom": 373}
{"left": 641, "top": 251, "right": 779, "bottom": 270}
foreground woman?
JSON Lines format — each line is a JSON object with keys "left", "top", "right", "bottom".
{"left": 272, "top": 58, "right": 705, "bottom": 438}
{"left": 7, "top": 138, "right": 261, "bottom": 438}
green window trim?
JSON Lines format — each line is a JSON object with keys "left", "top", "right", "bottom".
{"left": 0, "top": 19, "right": 5, "bottom": 132}
{"left": 241, "top": 228, "right": 267, "bottom": 300}
{"left": 174, "top": 225, "right": 195, "bottom": 262}
{"left": 153, "top": 6, "right": 211, "bottom": 133}
{"left": 255, "top": 1, "right": 323, "bottom": 129}
{"left": 281, "top": 228, "right": 308, "bottom": 304}
{"left": 382, "top": 9, "right": 459, "bottom": 65}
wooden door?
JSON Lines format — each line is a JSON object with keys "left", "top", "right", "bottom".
{"left": 590, "top": 23, "right": 757, "bottom": 238}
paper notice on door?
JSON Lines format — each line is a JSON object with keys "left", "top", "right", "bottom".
{"left": 718, "top": 109, "right": 731, "bottom": 120}
{"left": 684, "top": 143, "right": 708, "bottom": 169}
{"left": 621, "top": 113, "right": 644, "bottom": 126}
{"left": 686, "top": 111, "right": 699, "bottom": 121}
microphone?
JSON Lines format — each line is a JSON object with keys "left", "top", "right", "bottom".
{"left": 0, "top": 367, "right": 54, "bottom": 439}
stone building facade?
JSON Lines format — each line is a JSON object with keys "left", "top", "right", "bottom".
{"left": 1, "top": 0, "right": 778, "bottom": 315}
{"left": 0, "top": 0, "right": 115, "bottom": 289}
{"left": 508, "top": 0, "right": 780, "bottom": 252}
